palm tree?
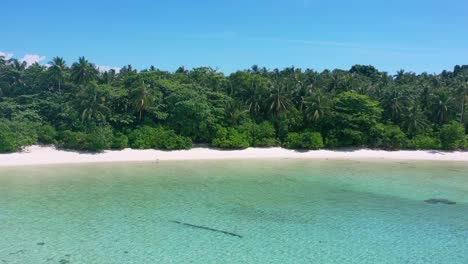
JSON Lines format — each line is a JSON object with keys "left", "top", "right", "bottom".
{"left": 71, "top": 56, "right": 97, "bottom": 84}
{"left": 401, "top": 105, "right": 430, "bottom": 136}
{"left": 224, "top": 99, "right": 247, "bottom": 126}
{"left": 304, "top": 90, "right": 330, "bottom": 124}
{"left": 268, "top": 78, "right": 292, "bottom": 116}
{"left": 382, "top": 87, "right": 406, "bottom": 121}
{"left": 431, "top": 89, "right": 454, "bottom": 125}
{"left": 418, "top": 80, "right": 433, "bottom": 111}
{"left": 454, "top": 80, "right": 468, "bottom": 123}
{"left": 3, "top": 59, "right": 27, "bottom": 87}
{"left": 0, "top": 55, "right": 6, "bottom": 67}
{"left": 326, "top": 70, "right": 350, "bottom": 94}
{"left": 48, "top": 57, "right": 67, "bottom": 92}
{"left": 394, "top": 70, "right": 416, "bottom": 85}
{"left": 131, "top": 81, "right": 154, "bottom": 121}
{"left": 289, "top": 72, "right": 313, "bottom": 111}
{"left": 78, "top": 82, "right": 110, "bottom": 123}
{"left": 243, "top": 77, "right": 267, "bottom": 117}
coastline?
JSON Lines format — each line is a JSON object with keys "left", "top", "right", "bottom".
{"left": 1, "top": 145, "right": 468, "bottom": 167}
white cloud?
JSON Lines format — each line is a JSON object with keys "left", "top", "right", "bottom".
{"left": 20, "top": 54, "right": 46, "bottom": 66}
{"left": 0, "top": 51, "right": 14, "bottom": 60}
{"left": 97, "top": 65, "right": 121, "bottom": 73}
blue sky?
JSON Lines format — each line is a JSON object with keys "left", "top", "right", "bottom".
{"left": 2, "top": 0, "right": 468, "bottom": 74}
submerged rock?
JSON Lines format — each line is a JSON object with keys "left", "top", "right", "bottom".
{"left": 8, "top": 250, "right": 24, "bottom": 255}
{"left": 424, "top": 198, "right": 456, "bottom": 205}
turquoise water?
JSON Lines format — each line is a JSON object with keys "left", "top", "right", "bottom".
{"left": 0, "top": 159, "right": 467, "bottom": 263}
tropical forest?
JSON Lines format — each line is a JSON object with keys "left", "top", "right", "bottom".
{"left": 1, "top": 56, "right": 467, "bottom": 152}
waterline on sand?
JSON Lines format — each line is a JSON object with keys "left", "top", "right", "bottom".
{"left": 1, "top": 145, "right": 468, "bottom": 167}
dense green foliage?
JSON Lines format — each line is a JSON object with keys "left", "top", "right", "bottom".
{"left": 238, "top": 121, "right": 277, "bottom": 147}
{"left": 1, "top": 55, "right": 468, "bottom": 152}
{"left": 408, "top": 135, "right": 440, "bottom": 150}
{"left": 212, "top": 127, "right": 250, "bottom": 149}
{"left": 128, "top": 126, "right": 192, "bottom": 150}
{"left": 329, "top": 92, "right": 383, "bottom": 146}
{"left": 439, "top": 121, "right": 466, "bottom": 150}
{"left": 370, "top": 124, "right": 408, "bottom": 150}
{"left": 38, "top": 125, "right": 58, "bottom": 144}
{"left": 285, "top": 131, "right": 324, "bottom": 149}
{"left": 0, "top": 119, "right": 39, "bottom": 152}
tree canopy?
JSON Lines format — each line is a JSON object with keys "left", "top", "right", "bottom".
{"left": 1, "top": 55, "right": 467, "bottom": 152}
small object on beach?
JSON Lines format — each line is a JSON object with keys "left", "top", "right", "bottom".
{"left": 424, "top": 198, "right": 456, "bottom": 205}
{"left": 170, "top": 220, "right": 243, "bottom": 238}
{"left": 36, "top": 242, "right": 45, "bottom": 246}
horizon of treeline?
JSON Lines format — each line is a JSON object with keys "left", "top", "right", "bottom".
{"left": 0, "top": 55, "right": 467, "bottom": 152}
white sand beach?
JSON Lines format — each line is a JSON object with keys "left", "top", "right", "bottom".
{"left": 0, "top": 145, "right": 468, "bottom": 167}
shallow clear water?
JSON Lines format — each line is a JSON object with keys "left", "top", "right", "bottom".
{"left": 0, "top": 159, "right": 467, "bottom": 264}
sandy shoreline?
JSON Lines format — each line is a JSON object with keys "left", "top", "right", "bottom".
{"left": 0, "top": 145, "right": 468, "bottom": 167}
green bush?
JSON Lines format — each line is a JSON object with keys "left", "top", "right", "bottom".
{"left": 211, "top": 127, "right": 249, "bottom": 149}
{"left": 58, "top": 126, "right": 115, "bottom": 152}
{"left": 112, "top": 133, "right": 129, "bottom": 150}
{"left": 302, "top": 131, "right": 325, "bottom": 149}
{"left": 325, "top": 135, "right": 339, "bottom": 148}
{"left": 38, "top": 125, "right": 58, "bottom": 144}
{"left": 160, "top": 129, "right": 192, "bottom": 150}
{"left": 0, "top": 119, "right": 39, "bottom": 153}
{"left": 128, "top": 126, "right": 158, "bottom": 149}
{"left": 58, "top": 130, "right": 88, "bottom": 150}
{"left": 370, "top": 124, "right": 408, "bottom": 149}
{"left": 408, "top": 135, "right": 440, "bottom": 150}
{"left": 335, "top": 128, "right": 365, "bottom": 146}
{"left": 85, "top": 126, "right": 114, "bottom": 151}
{"left": 440, "top": 121, "right": 466, "bottom": 150}
{"left": 128, "top": 126, "right": 192, "bottom": 150}
{"left": 284, "top": 131, "right": 324, "bottom": 149}
{"left": 238, "top": 121, "right": 277, "bottom": 147}
{"left": 276, "top": 108, "right": 304, "bottom": 141}
{"left": 0, "top": 123, "right": 18, "bottom": 152}
{"left": 284, "top": 132, "right": 303, "bottom": 149}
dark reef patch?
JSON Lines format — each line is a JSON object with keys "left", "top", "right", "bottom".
{"left": 424, "top": 198, "right": 456, "bottom": 205}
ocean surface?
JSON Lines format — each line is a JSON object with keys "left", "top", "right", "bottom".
{"left": 0, "top": 159, "right": 467, "bottom": 264}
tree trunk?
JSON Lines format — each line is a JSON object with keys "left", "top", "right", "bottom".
{"left": 461, "top": 94, "right": 466, "bottom": 123}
